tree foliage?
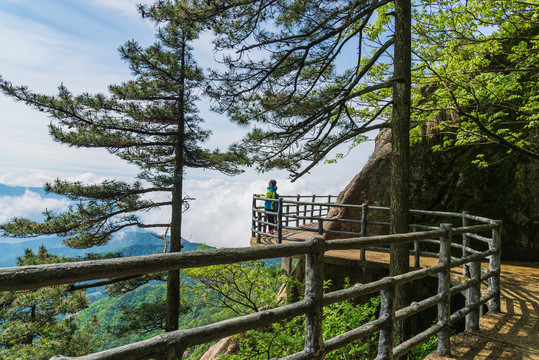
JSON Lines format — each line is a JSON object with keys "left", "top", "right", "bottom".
{"left": 0, "top": 0, "right": 245, "bottom": 336}
{"left": 108, "top": 296, "right": 189, "bottom": 338}
{"left": 182, "top": 260, "right": 284, "bottom": 316}
{"left": 0, "top": 246, "right": 102, "bottom": 360}
{"left": 76, "top": 281, "right": 227, "bottom": 359}
{"left": 225, "top": 280, "right": 381, "bottom": 360}
{"left": 183, "top": 261, "right": 381, "bottom": 359}
{"left": 180, "top": 0, "right": 396, "bottom": 180}
{"left": 412, "top": 0, "right": 539, "bottom": 165}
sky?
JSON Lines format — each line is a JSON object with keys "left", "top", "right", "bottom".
{"left": 0, "top": 0, "right": 375, "bottom": 249}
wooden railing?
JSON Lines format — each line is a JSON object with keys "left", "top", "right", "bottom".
{"left": 252, "top": 194, "right": 338, "bottom": 242}
{"left": 0, "top": 197, "right": 501, "bottom": 360}
{"left": 252, "top": 195, "right": 497, "bottom": 266}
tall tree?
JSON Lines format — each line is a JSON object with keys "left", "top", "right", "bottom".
{"left": 0, "top": 0, "right": 241, "bottom": 336}
{"left": 196, "top": 0, "right": 413, "bottom": 343}
{"left": 391, "top": 0, "right": 412, "bottom": 346}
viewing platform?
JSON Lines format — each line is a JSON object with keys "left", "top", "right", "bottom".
{"left": 251, "top": 221, "right": 440, "bottom": 271}
{"left": 250, "top": 194, "right": 495, "bottom": 271}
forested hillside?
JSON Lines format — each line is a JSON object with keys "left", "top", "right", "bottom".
{"left": 76, "top": 282, "right": 230, "bottom": 359}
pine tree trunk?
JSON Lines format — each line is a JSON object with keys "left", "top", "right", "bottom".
{"left": 390, "top": 0, "right": 412, "bottom": 346}
{"left": 166, "top": 139, "right": 183, "bottom": 332}
{"left": 166, "top": 37, "right": 186, "bottom": 335}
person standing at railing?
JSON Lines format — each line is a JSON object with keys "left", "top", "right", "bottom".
{"left": 260, "top": 179, "right": 279, "bottom": 234}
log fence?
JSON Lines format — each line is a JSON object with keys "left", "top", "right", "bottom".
{"left": 0, "top": 195, "right": 502, "bottom": 359}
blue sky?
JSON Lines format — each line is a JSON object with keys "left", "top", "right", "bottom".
{"left": 0, "top": 0, "right": 375, "bottom": 248}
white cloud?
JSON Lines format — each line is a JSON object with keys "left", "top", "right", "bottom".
{"left": 0, "top": 190, "right": 70, "bottom": 223}
{"left": 0, "top": 168, "right": 136, "bottom": 188}
{"left": 136, "top": 178, "right": 271, "bottom": 248}
{"left": 0, "top": 169, "right": 362, "bottom": 249}
{"left": 136, "top": 176, "right": 353, "bottom": 249}
{"left": 0, "top": 170, "right": 55, "bottom": 188}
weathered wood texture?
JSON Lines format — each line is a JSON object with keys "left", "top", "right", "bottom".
{"left": 376, "top": 280, "right": 396, "bottom": 360}
{"left": 437, "top": 224, "right": 452, "bottom": 356}
{"left": 489, "top": 221, "right": 502, "bottom": 312}
{"left": 466, "top": 259, "right": 481, "bottom": 330}
{"left": 304, "top": 236, "right": 325, "bottom": 359}
{"left": 0, "top": 243, "right": 312, "bottom": 291}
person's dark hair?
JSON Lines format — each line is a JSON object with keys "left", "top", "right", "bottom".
{"left": 269, "top": 179, "right": 277, "bottom": 187}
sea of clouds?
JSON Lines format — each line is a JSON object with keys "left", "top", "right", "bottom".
{"left": 0, "top": 175, "right": 351, "bottom": 249}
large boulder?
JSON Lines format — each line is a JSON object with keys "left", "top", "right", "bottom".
{"left": 325, "top": 128, "right": 538, "bottom": 260}
{"left": 200, "top": 336, "right": 239, "bottom": 360}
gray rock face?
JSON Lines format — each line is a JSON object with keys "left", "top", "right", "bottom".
{"left": 324, "top": 128, "right": 538, "bottom": 260}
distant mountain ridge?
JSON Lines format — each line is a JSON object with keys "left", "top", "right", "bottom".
{"left": 0, "top": 231, "right": 209, "bottom": 268}
{"left": 0, "top": 183, "right": 49, "bottom": 197}
{"left": 0, "top": 183, "right": 210, "bottom": 267}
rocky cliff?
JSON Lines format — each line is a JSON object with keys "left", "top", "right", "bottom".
{"left": 326, "top": 128, "right": 538, "bottom": 260}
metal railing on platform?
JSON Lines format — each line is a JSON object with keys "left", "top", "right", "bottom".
{"left": 0, "top": 196, "right": 502, "bottom": 360}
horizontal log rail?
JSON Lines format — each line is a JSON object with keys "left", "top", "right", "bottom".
{"left": 0, "top": 196, "right": 502, "bottom": 360}
{"left": 0, "top": 242, "right": 313, "bottom": 292}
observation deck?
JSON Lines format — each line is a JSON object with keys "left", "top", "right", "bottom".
{"left": 250, "top": 194, "right": 495, "bottom": 270}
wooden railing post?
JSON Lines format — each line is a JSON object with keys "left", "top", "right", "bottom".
{"left": 489, "top": 220, "right": 502, "bottom": 312}
{"left": 412, "top": 224, "right": 420, "bottom": 268}
{"left": 376, "top": 279, "right": 395, "bottom": 360}
{"left": 360, "top": 204, "right": 368, "bottom": 261}
{"left": 466, "top": 259, "right": 481, "bottom": 331}
{"left": 296, "top": 194, "right": 301, "bottom": 227}
{"left": 304, "top": 235, "right": 325, "bottom": 359}
{"left": 277, "top": 197, "right": 284, "bottom": 244}
{"left": 303, "top": 199, "right": 308, "bottom": 225}
{"left": 257, "top": 211, "right": 262, "bottom": 244}
{"left": 311, "top": 195, "right": 316, "bottom": 220}
{"left": 437, "top": 223, "right": 452, "bottom": 356}
{"left": 166, "top": 345, "right": 185, "bottom": 360}
{"left": 461, "top": 211, "right": 470, "bottom": 277}
{"left": 326, "top": 195, "right": 332, "bottom": 217}
{"left": 252, "top": 195, "right": 257, "bottom": 238}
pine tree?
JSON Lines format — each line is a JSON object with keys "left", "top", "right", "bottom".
{"left": 0, "top": 246, "right": 102, "bottom": 360}
{"left": 183, "top": 0, "right": 413, "bottom": 344}
{"left": 0, "top": 0, "right": 241, "bottom": 334}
